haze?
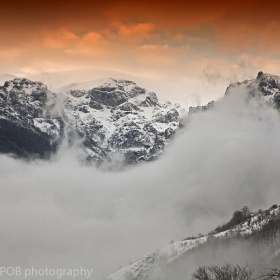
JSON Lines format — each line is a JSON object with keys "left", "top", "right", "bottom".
{"left": 1, "top": 90, "right": 280, "bottom": 279}
{"left": 2, "top": 1, "right": 280, "bottom": 279}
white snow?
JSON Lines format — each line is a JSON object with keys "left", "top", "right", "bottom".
{"left": 59, "top": 78, "right": 184, "bottom": 161}
{"left": 33, "top": 118, "right": 60, "bottom": 137}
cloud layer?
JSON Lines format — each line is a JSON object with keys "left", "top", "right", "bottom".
{"left": 1, "top": 90, "right": 280, "bottom": 279}
{"left": 1, "top": 1, "right": 280, "bottom": 104}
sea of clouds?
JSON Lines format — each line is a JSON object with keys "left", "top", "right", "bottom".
{"left": 1, "top": 88, "right": 280, "bottom": 279}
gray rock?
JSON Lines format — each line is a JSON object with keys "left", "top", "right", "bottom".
{"left": 155, "top": 108, "right": 180, "bottom": 123}
{"left": 90, "top": 87, "right": 128, "bottom": 107}
{"left": 140, "top": 92, "right": 158, "bottom": 107}
{"left": 225, "top": 71, "right": 280, "bottom": 109}
{"left": 188, "top": 101, "right": 215, "bottom": 114}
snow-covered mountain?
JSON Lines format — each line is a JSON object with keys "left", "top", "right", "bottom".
{"left": 1, "top": 71, "right": 280, "bottom": 164}
{"left": 106, "top": 204, "right": 280, "bottom": 280}
{"left": 0, "top": 77, "right": 185, "bottom": 164}
{"left": 225, "top": 71, "right": 280, "bottom": 108}
{"left": 188, "top": 71, "right": 280, "bottom": 115}
{"left": 62, "top": 78, "right": 185, "bottom": 164}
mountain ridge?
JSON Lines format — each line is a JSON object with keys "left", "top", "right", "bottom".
{"left": 0, "top": 77, "right": 185, "bottom": 165}
{"left": 188, "top": 71, "right": 280, "bottom": 115}
{"left": 1, "top": 71, "right": 280, "bottom": 164}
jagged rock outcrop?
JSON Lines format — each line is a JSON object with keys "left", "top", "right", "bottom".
{"left": 225, "top": 71, "right": 280, "bottom": 109}
{"left": 187, "top": 72, "right": 280, "bottom": 116}
{"left": 188, "top": 101, "right": 215, "bottom": 114}
{"left": 140, "top": 92, "right": 158, "bottom": 107}
{"left": 0, "top": 78, "right": 62, "bottom": 158}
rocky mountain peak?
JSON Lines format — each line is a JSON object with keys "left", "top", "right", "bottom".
{"left": 0, "top": 76, "right": 185, "bottom": 165}
{"left": 225, "top": 72, "right": 280, "bottom": 108}
{"left": 62, "top": 78, "right": 158, "bottom": 110}
{"left": 188, "top": 72, "right": 280, "bottom": 116}
{"left": 62, "top": 78, "right": 185, "bottom": 164}
{"left": 3, "top": 78, "right": 47, "bottom": 93}
{"left": 0, "top": 78, "right": 50, "bottom": 119}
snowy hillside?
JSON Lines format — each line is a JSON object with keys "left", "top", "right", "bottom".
{"left": 106, "top": 204, "right": 280, "bottom": 280}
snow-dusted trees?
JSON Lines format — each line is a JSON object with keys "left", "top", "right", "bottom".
{"left": 214, "top": 210, "right": 245, "bottom": 233}
{"left": 191, "top": 263, "right": 253, "bottom": 280}
{"left": 241, "top": 206, "right": 251, "bottom": 219}
{"left": 258, "top": 268, "right": 280, "bottom": 280}
{"left": 191, "top": 265, "right": 280, "bottom": 280}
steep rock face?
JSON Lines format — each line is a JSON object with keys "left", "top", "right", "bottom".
{"left": 188, "top": 101, "right": 215, "bottom": 114}
{"left": 140, "top": 92, "right": 158, "bottom": 107}
{"left": 87, "top": 79, "right": 147, "bottom": 108}
{"left": 61, "top": 78, "right": 185, "bottom": 164}
{"left": 0, "top": 78, "right": 62, "bottom": 158}
{"left": 107, "top": 204, "right": 280, "bottom": 280}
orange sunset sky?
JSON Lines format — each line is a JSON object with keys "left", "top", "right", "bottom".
{"left": 1, "top": 0, "right": 280, "bottom": 104}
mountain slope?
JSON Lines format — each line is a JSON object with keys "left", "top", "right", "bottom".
{"left": 106, "top": 204, "right": 280, "bottom": 280}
